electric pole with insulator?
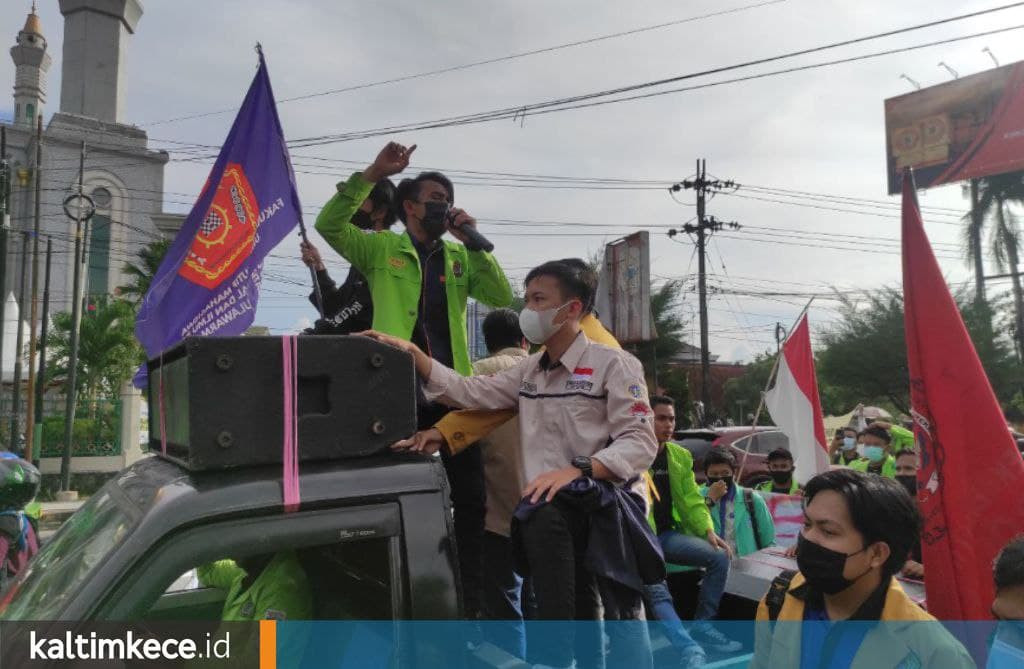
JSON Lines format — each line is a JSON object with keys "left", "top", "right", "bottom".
{"left": 668, "top": 159, "right": 740, "bottom": 426}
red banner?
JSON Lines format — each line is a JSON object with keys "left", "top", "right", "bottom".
{"left": 901, "top": 170, "right": 1024, "bottom": 619}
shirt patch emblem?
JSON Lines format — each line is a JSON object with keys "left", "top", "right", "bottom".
{"left": 388, "top": 256, "right": 406, "bottom": 270}
{"left": 566, "top": 380, "right": 594, "bottom": 392}
{"left": 628, "top": 384, "right": 644, "bottom": 399}
{"left": 572, "top": 367, "right": 593, "bottom": 377}
{"left": 521, "top": 381, "right": 538, "bottom": 393}
{"left": 630, "top": 401, "right": 652, "bottom": 417}
{"left": 240, "top": 601, "right": 256, "bottom": 618}
{"left": 264, "top": 609, "right": 287, "bottom": 621}
{"left": 452, "top": 261, "right": 464, "bottom": 278}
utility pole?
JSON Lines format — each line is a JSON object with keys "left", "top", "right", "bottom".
{"left": 668, "top": 159, "right": 740, "bottom": 425}
{"left": 25, "top": 115, "right": 42, "bottom": 458}
{"left": 31, "top": 237, "right": 51, "bottom": 465}
{"left": 9, "top": 233, "right": 29, "bottom": 453}
{"left": 60, "top": 142, "right": 93, "bottom": 495}
{"left": 0, "top": 125, "right": 8, "bottom": 414}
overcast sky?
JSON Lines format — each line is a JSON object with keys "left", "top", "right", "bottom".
{"left": 4, "top": 0, "right": 1024, "bottom": 362}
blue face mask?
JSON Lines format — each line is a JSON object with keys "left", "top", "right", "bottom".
{"left": 863, "top": 445, "right": 885, "bottom": 463}
{"left": 841, "top": 437, "right": 856, "bottom": 451}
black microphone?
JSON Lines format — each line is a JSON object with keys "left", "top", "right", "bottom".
{"left": 449, "top": 215, "right": 494, "bottom": 253}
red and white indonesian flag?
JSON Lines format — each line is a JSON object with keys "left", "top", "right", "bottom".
{"left": 764, "top": 314, "right": 831, "bottom": 485}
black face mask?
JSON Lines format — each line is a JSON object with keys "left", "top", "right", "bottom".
{"left": 770, "top": 470, "right": 793, "bottom": 485}
{"left": 420, "top": 201, "right": 450, "bottom": 239}
{"left": 707, "top": 475, "right": 734, "bottom": 489}
{"left": 795, "top": 533, "right": 871, "bottom": 595}
{"left": 895, "top": 475, "right": 917, "bottom": 497}
{"left": 351, "top": 209, "right": 375, "bottom": 231}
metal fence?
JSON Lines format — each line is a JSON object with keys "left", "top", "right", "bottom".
{"left": 0, "top": 391, "right": 122, "bottom": 457}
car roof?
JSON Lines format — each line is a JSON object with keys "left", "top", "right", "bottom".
{"left": 112, "top": 453, "right": 448, "bottom": 532}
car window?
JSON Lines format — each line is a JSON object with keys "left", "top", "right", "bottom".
{"left": 0, "top": 490, "right": 135, "bottom": 620}
{"left": 733, "top": 432, "right": 789, "bottom": 455}
{"left": 678, "top": 438, "right": 714, "bottom": 465}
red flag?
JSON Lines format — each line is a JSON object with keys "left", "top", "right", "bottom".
{"left": 902, "top": 169, "right": 1024, "bottom": 620}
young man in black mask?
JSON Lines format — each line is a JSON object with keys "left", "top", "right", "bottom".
{"left": 702, "top": 449, "right": 775, "bottom": 558}
{"left": 314, "top": 141, "right": 513, "bottom": 620}
{"left": 750, "top": 469, "right": 973, "bottom": 669}
{"left": 893, "top": 449, "right": 925, "bottom": 580}
{"left": 756, "top": 449, "right": 801, "bottom": 495}
{"left": 300, "top": 177, "right": 396, "bottom": 334}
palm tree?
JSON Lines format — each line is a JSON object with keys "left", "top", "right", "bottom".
{"left": 118, "top": 238, "right": 170, "bottom": 303}
{"left": 964, "top": 172, "right": 1024, "bottom": 352}
{"left": 47, "top": 298, "right": 141, "bottom": 415}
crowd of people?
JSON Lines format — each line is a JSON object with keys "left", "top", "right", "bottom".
{"left": 159, "top": 140, "right": 1024, "bottom": 668}
{"left": 0, "top": 132, "right": 1019, "bottom": 668}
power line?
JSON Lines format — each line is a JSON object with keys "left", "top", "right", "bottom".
{"left": 283, "top": 6, "right": 1024, "bottom": 146}
{"left": 139, "top": 0, "right": 789, "bottom": 126}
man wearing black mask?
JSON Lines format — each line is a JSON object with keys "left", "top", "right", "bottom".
{"left": 315, "top": 141, "right": 513, "bottom": 620}
{"left": 300, "top": 178, "right": 396, "bottom": 334}
{"left": 702, "top": 449, "right": 775, "bottom": 558}
{"left": 894, "top": 449, "right": 925, "bottom": 580}
{"left": 750, "top": 469, "right": 973, "bottom": 669}
{"left": 756, "top": 449, "right": 801, "bottom": 495}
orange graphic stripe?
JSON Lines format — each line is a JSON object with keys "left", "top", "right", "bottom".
{"left": 259, "top": 619, "right": 276, "bottom": 669}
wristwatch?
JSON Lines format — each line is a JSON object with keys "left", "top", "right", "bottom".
{"left": 571, "top": 455, "right": 593, "bottom": 479}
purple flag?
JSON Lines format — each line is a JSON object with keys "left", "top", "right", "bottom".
{"left": 135, "top": 49, "right": 301, "bottom": 384}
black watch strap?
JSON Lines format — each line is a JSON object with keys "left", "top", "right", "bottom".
{"left": 572, "top": 456, "right": 593, "bottom": 478}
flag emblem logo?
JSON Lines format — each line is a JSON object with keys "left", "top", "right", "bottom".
{"left": 179, "top": 164, "right": 260, "bottom": 289}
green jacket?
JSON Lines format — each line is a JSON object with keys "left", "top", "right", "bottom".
{"left": 701, "top": 484, "right": 776, "bottom": 557}
{"left": 646, "top": 442, "right": 713, "bottom": 538}
{"left": 849, "top": 454, "right": 897, "bottom": 479}
{"left": 315, "top": 172, "right": 514, "bottom": 376}
{"left": 756, "top": 478, "right": 801, "bottom": 495}
{"left": 889, "top": 425, "right": 915, "bottom": 453}
{"left": 198, "top": 551, "right": 313, "bottom": 621}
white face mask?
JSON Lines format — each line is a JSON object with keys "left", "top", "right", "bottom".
{"left": 519, "top": 302, "right": 573, "bottom": 345}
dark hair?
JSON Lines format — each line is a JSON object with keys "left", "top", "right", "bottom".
{"left": 803, "top": 469, "right": 922, "bottom": 577}
{"left": 894, "top": 449, "right": 918, "bottom": 462}
{"left": 395, "top": 171, "right": 455, "bottom": 223}
{"left": 524, "top": 260, "right": 595, "bottom": 312}
{"left": 766, "top": 448, "right": 793, "bottom": 464}
{"left": 994, "top": 536, "right": 1024, "bottom": 591}
{"left": 556, "top": 258, "right": 599, "bottom": 314}
{"left": 704, "top": 448, "right": 737, "bottom": 472}
{"left": 858, "top": 425, "right": 892, "bottom": 444}
{"left": 368, "top": 178, "right": 397, "bottom": 228}
{"left": 650, "top": 395, "right": 674, "bottom": 409}
{"left": 481, "top": 308, "right": 523, "bottom": 354}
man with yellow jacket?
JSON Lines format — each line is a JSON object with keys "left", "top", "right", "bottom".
{"left": 750, "top": 469, "right": 973, "bottom": 669}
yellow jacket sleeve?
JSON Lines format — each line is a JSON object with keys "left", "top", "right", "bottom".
{"left": 436, "top": 409, "right": 517, "bottom": 455}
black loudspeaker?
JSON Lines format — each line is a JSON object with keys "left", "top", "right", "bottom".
{"left": 147, "top": 336, "right": 417, "bottom": 471}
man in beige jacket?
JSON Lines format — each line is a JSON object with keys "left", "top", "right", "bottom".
{"left": 472, "top": 308, "right": 531, "bottom": 658}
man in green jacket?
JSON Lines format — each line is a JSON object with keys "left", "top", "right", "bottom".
{"left": 198, "top": 551, "right": 312, "bottom": 622}
{"left": 756, "top": 448, "right": 801, "bottom": 495}
{"left": 644, "top": 396, "right": 740, "bottom": 661}
{"left": 702, "top": 449, "right": 776, "bottom": 558}
{"left": 848, "top": 425, "right": 897, "bottom": 479}
{"left": 315, "top": 141, "right": 512, "bottom": 619}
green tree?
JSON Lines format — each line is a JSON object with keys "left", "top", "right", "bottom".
{"left": 816, "top": 287, "right": 1021, "bottom": 414}
{"left": 963, "top": 172, "right": 1024, "bottom": 342}
{"left": 630, "top": 279, "right": 689, "bottom": 387}
{"left": 722, "top": 353, "right": 777, "bottom": 426}
{"left": 47, "top": 298, "right": 142, "bottom": 413}
{"left": 118, "top": 238, "right": 170, "bottom": 302}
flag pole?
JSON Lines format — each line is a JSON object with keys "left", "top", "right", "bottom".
{"left": 254, "top": 41, "right": 325, "bottom": 322}
{"left": 736, "top": 297, "right": 816, "bottom": 481}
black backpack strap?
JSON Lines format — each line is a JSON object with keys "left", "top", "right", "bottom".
{"left": 766, "top": 569, "right": 798, "bottom": 622}
{"left": 743, "top": 489, "right": 765, "bottom": 551}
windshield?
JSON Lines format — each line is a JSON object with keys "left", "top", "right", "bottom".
{"left": 1, "top": 489, "right": 135, "bottom": 620}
